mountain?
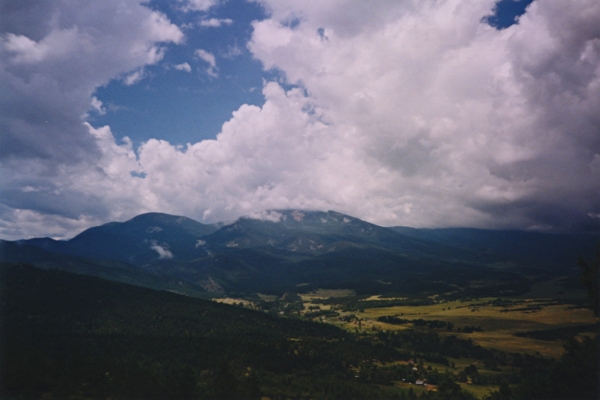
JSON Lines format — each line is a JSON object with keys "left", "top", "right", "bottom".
{"left": 196, "top": 209, "right": 507, "bottom": 262}
{"left": 390, "top": 226, "right": 598, "bottom": 272}
{"left": 17, "top": 212, "right": 219, "bottom": 266}
{"left": 143, "top": 210, "right": 528, "bottom": 294}
{"left": 0, "top": 240, "right": 209, "bottom": 297}
{"left": 203, "top": 210, "right": 408, "bottom": 253}
{"left": 3, "top": 209, "right": 596, "bottom": 296}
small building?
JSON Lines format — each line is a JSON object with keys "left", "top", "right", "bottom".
{"left": 415, "top": 380, "right": 425, "bottom": 386}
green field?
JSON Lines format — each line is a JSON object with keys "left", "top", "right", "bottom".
{"left": 351, "top": 297, "right": 596, "bottom": 398}
{"left": 233, "top": 280, "right": 598, "bottom": 399}
{"left": 237, "top": 284, "right": 597, "bottom": 360}
{"left": 192, "top": 238, "right": 600, "bottom": 400}
{"left": 345, "top": 300, "right": 596, "bottom": 357}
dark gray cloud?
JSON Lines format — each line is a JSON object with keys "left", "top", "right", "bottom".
{"left": 0, "top": 68, "right": 98, "bottom": 165}
{"left": 0, "top": 1, "right": 55, "bottom": 41}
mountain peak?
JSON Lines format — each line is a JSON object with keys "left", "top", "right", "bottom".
{"left": 203, "top": 209, "right": 403, "bottom": 256}
{"left": 127, "top": 212, "right": 195, "bottom": 224}
{"left": 15, "top": 212, "right": 219, "bottom": 266}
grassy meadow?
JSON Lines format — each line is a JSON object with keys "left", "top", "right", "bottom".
{"left": 211, "top": 274, "right": 598, "bottom": 399}
{"left": 218, "top": 281, "right": 597, "bottom": 359}
{"left": 299, "top": 293, "right": 597, "bottom": 358}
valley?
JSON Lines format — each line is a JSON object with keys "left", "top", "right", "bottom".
{"left": 1, "top": 209, "right": 598, "bottom": 399}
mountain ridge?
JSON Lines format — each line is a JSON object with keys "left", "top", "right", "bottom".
{"left": 2, "top": 209, "right": 597, "bottom": 296}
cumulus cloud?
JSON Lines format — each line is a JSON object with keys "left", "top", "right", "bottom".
{"left": 174, "top": 62, "right": 192, "bottom": 73}
{"left": 0, "top": 0, "right": 183, "bottom": 167}
{"left": 1, "top": 0, "right": 599, "bottom": 240}
{"left": 194, "top": 48, "right": 218, "bottom": 77}
{"left": 199, "top": 18, "right": 233, "bottom": 28}
{"left": 150, "top": 240, "right": 173, "bottom": 259}
{"left": 244, "top": 0, "right": 600, "bottom": 232}
{"left": 0, "top": 0, "right": 182, "bottom": 239}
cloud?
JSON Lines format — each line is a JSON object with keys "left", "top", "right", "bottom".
{"left": 1, "top": 0, "right": 599, "bottom": 240}
{"left": 150, "top": 240, "right": 173, "bottom": 259}
{"left": 0, "top": 0, "right": 183, "bottom": 167}
{"left": 0, "top": 0, "right": 183, "bottom": 239}
{"left": 90, "top": 97, "right": 106, "bottom": 115}
{"left": 123, "top": 69, "right": 147, "bottom": 86}
{"left": 194, "top": 48, "right": 218, "bottom": 77}
{"left": 199, "top": 18, "right": 233, "bottom": 28}
{"left": 222, "top": 44, "right": 243, "bottom": 59}
{"left": 244, "top": 0, "right": 600, "bottom": 231}
{"left": 180, "top": 0, "right": 219, "bottom": 12}
{"left": 174, "top": 62, "right": 192, "bottom": 73}
{"left": 245, "top": 210, "right": 285, "bottom": 222}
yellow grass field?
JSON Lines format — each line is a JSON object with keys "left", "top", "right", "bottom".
{"left": 320, "top": 298, "right": 597, "bottom": 358}
{"left": 214, "top": 297, "right": 255, "bottom": 307}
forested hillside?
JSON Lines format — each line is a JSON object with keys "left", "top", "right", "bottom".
{"left": 0, "top": 263, "right": 410, "bottom": 399}
{"left": 1, "top": 262, "right": 597, "bottom": 399}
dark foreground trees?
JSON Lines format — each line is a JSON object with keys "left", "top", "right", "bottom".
{"left": 1, "top": 263, "right": 597, "bottom": 399}
{"left": 484, "top": 336, "right": 598, "bottom": 400}
{"left": 578, "top": 245, "right": 599, "bottom": 316}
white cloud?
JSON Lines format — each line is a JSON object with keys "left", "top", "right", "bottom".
{"left": 199, "top": 18, "right": 233, "bottom": 28}
{"left": 0, "top": 0, "right": 183, "bottom": 240}
{"left": 0, "top": 206, "right": 103, "bottom": 241}
{"left": 194, "top": 48, "right": 218, "bottom": 77}
{"left": 245, "top": 210, "right": 285, "bottom": 222}
{"left": 150, "top": 240, "right": 173, "bottom": 259}
{"left": 90, "top": 97, "right": 106, "bottom": 115}
{"left": 0, "top": 0, "right": 183, "bottom": 165}
{"left": 3, "top": 33, "right": 53, "bottom": 64}
{"left": 1, "top": 0, "right": 599, "bottom": 240}
{"left": 222, "top": 44, "right": 243, "bottom": 59}
{"left": 174, "top": 62, "right": 192, "bottom": 73}
{"left": 123, "top": 69, "right": 146, "bottom": 86}
{"left": 180, "top": 0, "right": 219, "bottom": 12}
{"left": 242, "top": 0, "right": 600, "bottom": 231}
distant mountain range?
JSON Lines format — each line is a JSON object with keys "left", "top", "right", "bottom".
{"left": 1, "top": 210, "right": 597, "bottom": 297}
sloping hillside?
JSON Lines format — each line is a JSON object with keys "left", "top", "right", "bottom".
{"left": 0, "top": 263, "right": 406, "bottom": 399}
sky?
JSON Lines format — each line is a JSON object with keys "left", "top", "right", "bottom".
{"left": 1, "top": 0, "right": 599, "bottom": 240}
